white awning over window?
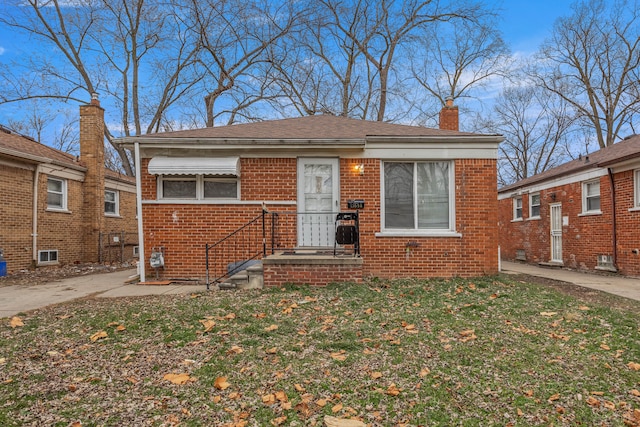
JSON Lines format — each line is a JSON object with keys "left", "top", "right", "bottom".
{"left": 148, "top": 157, "right": 240, "bottom": 176}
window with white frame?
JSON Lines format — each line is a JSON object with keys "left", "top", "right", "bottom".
{"left": 529, "top": 193, "right": 541, "bottom": 218}
{"left": 635, "top": 169, "right": 640, "bottom": 208}
{"left": 513, "top": 196, "right": 523, "bottom": 220}
{"left": 583, "top": 180, "right": 601, "bottom": 213}
{"left": 105, "top": 189, "right": 119, "bottom": 215}
{"left": 383, "top": 161, "right": 452, "bottom": 230}
{"left": 158, "top": 175, "right": 238, "bottom": 200}
{"left": 47, "top": 177, "right": 67, "bottom": 210}
{"left": 38, "top": 249, "right": 59, "bottom": 265}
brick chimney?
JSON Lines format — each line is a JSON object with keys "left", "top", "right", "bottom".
{"left": 439, "top": 96, "right": 459, "bottom": 131}
{"left": 80, "top": 93, "right": 106, "bottom": 262}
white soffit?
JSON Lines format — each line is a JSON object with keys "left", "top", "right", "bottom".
{"left": 148, "top": 156, "right": 240, "bottom": 176}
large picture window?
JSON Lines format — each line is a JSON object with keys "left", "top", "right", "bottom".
{"left": 383, "top": 161, "right": 452, "bottom": 231}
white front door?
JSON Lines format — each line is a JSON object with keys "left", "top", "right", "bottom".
{"left": 550, "top": 203, "right": 563, "bottom": 263}
{"left": 297, "top": 158, "right": 339, "bottom": 247}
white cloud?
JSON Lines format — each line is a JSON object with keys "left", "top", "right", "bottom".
{"left": 0, "top": 47, "right": 5, "bottom": 55}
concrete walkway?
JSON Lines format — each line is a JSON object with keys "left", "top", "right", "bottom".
{"left": 0, "top": 269, "right": 203, "bottom": 318}
{"left": 501, "top": 260, "right": 640, "bottom": 302}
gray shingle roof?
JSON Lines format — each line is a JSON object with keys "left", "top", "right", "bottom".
{"left": 499, "top": 135, "right": 640, "bottom": 193}
{"left": 126, "top": 115, "right": 490, "bottom": 141}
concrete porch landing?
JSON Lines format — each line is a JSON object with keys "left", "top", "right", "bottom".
{"left": 262, "top": 253, "right": 363, "bottom": 287}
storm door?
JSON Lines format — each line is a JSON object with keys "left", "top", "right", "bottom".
{"left": 297, "top": 158, "right": 339, "bottom": 247}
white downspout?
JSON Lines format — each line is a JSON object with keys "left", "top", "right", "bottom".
{"left": 134, "top": 142, "right": 146, "bottom": 282}
{"left": 32, "top": 164, "right": 43, "bottom": 265}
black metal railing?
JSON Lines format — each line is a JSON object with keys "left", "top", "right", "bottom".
{"left": 205, "top": 209, "right": 360, "bottom": 289}
{"left": 205, "top": 210, "right": 267, "bottom": 290}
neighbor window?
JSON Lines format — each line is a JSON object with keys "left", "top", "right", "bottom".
{"left": 583, "top": 180, "right": 601, "bottom": 213}
{"left": 635, "top": 169, "right": 640, "bottom": 208}
{"left": 38, "top": 249, "right": 59, "bottom": 265}
{"left": 529, "top": 193, "right": 541, "bottom": 218}
{"left": 383, "top": 161, "right": 452, "bottom": 230}
{"left": 105, "top": 189, "right": 119, "bottom": 215}
{"left": 47, "top": 177, "right": 67, "bottom": 210}
{"left": 158, "top": 175, "right": 238, "bottom": 200}
{"left": 513, "top": 196, "right": 523, "bottom": 220}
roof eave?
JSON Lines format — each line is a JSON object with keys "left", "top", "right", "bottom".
{"left": 0, "top": 146, "right": 86, "bottom": 172}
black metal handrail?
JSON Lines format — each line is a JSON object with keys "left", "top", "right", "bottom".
{"left": 205, "top": 209, "right": 361, "bottom": 289}
{"left": 205, "top": 210, "right": 267, "bottom": 289}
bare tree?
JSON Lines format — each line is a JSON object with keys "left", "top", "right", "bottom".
{"left": 530, "top": 0, "right": 640, "bottom": 148}
{"left": 329, "top": 0, "right": 485, "bottom": 121}
{"left": 476, "top": 83, "right": 577, "bottom": 186}
{"left": 410, "top": 16, "right": 510, "bottom": 127}
{"left": 0, "top": 0, "right": 201, "bottom": 175}
{"left": 186, "top": 0, "right": 302, "bottom": 127}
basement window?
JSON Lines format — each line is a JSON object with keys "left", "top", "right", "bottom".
{"left": 38, "top": 249, "right": 59, "bottom": 265}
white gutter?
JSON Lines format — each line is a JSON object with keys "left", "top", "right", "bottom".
{"left": 32, "top": 164, "right": 43, "bottom": 265}
{"left": 134, "top": 142, "right": 146, "bottom": 282}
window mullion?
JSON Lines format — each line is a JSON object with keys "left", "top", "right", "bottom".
{"left": 414, "top": 162, "right": 418, "bottom": 230}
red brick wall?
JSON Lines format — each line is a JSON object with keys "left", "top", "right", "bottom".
{"left": 612, "top": 170, "right": 640, "bottom": 276}
{"left": 263, "top": 261, "right": 363, "bottom": 287}
{"left": 498, "top": 172, "right": 640, "bottom": 275}
{"left": 0, "top": 164, "right": 35, "bottom": 272}
{"left": 140, "top": 156, "right": 499, "bottom": 280}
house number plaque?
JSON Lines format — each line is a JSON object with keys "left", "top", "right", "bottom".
{"left": 347, "top": 199, "right": 365, "bottom": 209}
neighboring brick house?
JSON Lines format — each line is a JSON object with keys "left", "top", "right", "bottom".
{"left": 120, "top": 101, "right": 504, "bottom": 286}
{"left": 0, "top": 97, "right": 137, "bottom": 273}
{"left": 498, "top": 135, "right": 640, "bottom": 277}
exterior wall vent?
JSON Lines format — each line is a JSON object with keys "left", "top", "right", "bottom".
{"left": 515, "top": 249, "right": 526, "bottom": 261}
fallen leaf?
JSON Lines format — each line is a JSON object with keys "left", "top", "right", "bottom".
{"left": 630, "top": 389, "right": 640, "bottom": 397}
{"left": 0, "top": 358, "right": 5, "bottom": 365}
{"left": 224, "top": 313, "right": 236, "bottom": 320}
{"left": 370, "top": 371, "right": 383, "bottom": 379}
{"left": 214, "top": 376, "right": 230, "bottom": 390}
{"left": 603, "top": 400, "right": 616, "bottom": 410}
{"left": 69, "top": 422, "right": 82, "bottom": 427}
{"left": 540, "top": 312, "right": 557, "bottom": 317}
{"left": 548, "top": 393, "right": 560, "bottom": 402}
{"left": 294, "top": 383, "right": 305, "bottom": 392}
{"left": 419, "top": 368, "right": 430, "bottom": 377}
{"left": 316, "top": 398, "right": 328, "bottom": 407}
{"left": 600, "top": 343, "right": 611, "bottom": 351}
{"left": 586, "top": 396, "right": 600, "bottom": 407}
{"left": 386, "top": 384, "right": 401, "bottom": 396}
{"left": 211, "top": 396, "right": 221, "bottom": 404}
{"left": 324, "top": 415, "right": 366, "bottom": 427}
{"left": 517, "top": 408, "right": 523, "bottom": 417}
{"left": 199, "top": 319, "right": 216, "bottom": 332}
{"left": 275, "top": 390, "right": 288, "bottom": 402}
{"left": 228, "top": 345, "right": 243, "bottom": 355}
{"left": 10, "top": 317, "right": 24, "bottom": 328}
{"left": 627, "top": 362, "right": 640, "bottom": 371}
{"left": 271, "top": 415, "right": 287, "bottom": 425}
{"left": 332, "top": 403, "right": 344, "bottom": 413}
{"left": 578, "top": 306, "right": 590, "bottom": 311}
{"left": 265, "top": 347, "right": 277, "bottom": 354}
{"left": 364, "top": 308, "right": 374, "bottom": 315}
{"left": 264, "top": 324, "right": 278, "bottom": 332}
{"left": 90, "top": 331, "right": 108, "bottom": 342}
{"left": 331, "top": 351, "right": 347, "bottom": 361}
{"left": 163, "top": 373, "right": 192, "bottom": 385}
{"left": 262, "top": 394, "right": 276, "bottom": 405}
{"left": 115, "top": 324, "right": 126, "bottom": 332}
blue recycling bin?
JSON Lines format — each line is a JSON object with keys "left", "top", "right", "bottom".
{"left": 0, "top": 252, "right": 6, "bottom": 277}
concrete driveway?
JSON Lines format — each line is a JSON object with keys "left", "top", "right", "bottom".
{"left": 0, "top": 269, "right": 203, "bottom": 318}
{"left": 501, "top": 261, "right": 640, "bottom": 302}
